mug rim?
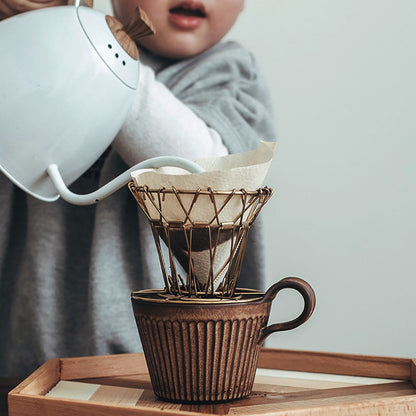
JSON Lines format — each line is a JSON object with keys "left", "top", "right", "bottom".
{"left": 131, "top": 287, "right": 265, "bottom": 305}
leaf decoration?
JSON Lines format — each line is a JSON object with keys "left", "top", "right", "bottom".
{"left": 124, "top": 7, "right": 155, "bottom": 42}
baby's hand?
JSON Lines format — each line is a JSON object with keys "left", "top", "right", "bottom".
{"left": 0, "top": 0, "right": 68, "bottom": 20}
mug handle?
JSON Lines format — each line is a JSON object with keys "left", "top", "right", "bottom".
{"left": 258, "top": 277, "right": 316, "bottom": 345}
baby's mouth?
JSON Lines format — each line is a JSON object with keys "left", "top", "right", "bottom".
{"left": 169, "top": 3, "right": 207, "bottom": 18}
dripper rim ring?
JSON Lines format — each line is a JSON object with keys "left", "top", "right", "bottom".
{"left": 131, "top": 288, "right": 265, "bottom": 304}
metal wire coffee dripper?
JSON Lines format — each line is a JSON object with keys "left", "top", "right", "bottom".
{"left": 129, "top": 183, "right": 272, "bottom": 298}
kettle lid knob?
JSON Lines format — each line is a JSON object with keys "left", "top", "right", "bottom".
{"left": 105, "top": 7, "right": 155, "bottom": 61}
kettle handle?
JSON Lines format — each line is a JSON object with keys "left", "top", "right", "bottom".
{"left": 69, "top": 0, "right": 93, "bottom": 7}
{"left": 46, "top": 156, "right": 204, "bottom": 206}
{"left": 257, "top": 277, "right": 316, "bottom": 345}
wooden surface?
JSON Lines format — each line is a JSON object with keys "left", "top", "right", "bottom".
{"left": 7, "top": 348, "right": 416, "bottom": 416}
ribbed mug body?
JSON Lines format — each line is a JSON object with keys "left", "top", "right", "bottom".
{"left": 131, "top": 290, "right": 269, "bottom": 403}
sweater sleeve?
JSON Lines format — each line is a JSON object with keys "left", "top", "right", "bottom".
{"left": 112, "top": 64, "right": 228, "bottom": 166}
{"left": 156, "top": 41, "right": 276, "bottom": 154}
{"left": 112, "top": 41, "right": 275, "bottom": 166}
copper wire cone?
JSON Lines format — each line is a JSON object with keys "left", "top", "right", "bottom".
{"left": 129, "top": 184, "right": 272, "bottom": 298}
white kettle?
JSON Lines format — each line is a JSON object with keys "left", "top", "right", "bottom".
{"left": 0, "top": 2, "right": 202, "bottom": 205}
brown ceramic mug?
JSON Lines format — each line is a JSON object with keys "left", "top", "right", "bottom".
{"left": 131, "top": 277, "right": 315, "bottom": 403}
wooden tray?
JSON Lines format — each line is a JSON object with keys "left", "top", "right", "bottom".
{"left": 8, "top": 348, "right": 416, "bottom": 415}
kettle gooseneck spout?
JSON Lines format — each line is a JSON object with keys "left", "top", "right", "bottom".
{"left": 46, "top": 156, "right": 204, "bottom": 206}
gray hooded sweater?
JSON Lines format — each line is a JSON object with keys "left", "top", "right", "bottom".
{"left": 0, "top": 41, "right": 275, "bottom": 377}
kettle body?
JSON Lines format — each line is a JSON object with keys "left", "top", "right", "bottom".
{"left": 0, "top": 5, "right": 139, "bottom": 202}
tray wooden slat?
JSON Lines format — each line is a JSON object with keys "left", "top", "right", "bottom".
{"left": 8, "top": 348, "right": 416, "bottom": 416}
{"left": 11, "top": 358, "right": 60, "bottom": 396}
{"left": 258, "top": 349, "right": 414, "bottom": 381}
{"left": 60, "top": 353, "right": 146, "bottom": 380}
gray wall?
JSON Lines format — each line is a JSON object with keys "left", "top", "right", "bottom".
{"left": 96, "top": 0, "right": 416, "bottom": 358}
{"left": 228, "top": 0, "right": 416, "bottom": 358}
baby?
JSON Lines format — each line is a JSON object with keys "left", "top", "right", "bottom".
{"left": 113, "top": 0, "right": 244, "bottom": 59}
{"left": 0, "top": 0, "right": 275, "bottom": 378}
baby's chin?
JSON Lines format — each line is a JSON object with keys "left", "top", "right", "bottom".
{"left": 138, "top": 37, "right": 214, "bottom": 60}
